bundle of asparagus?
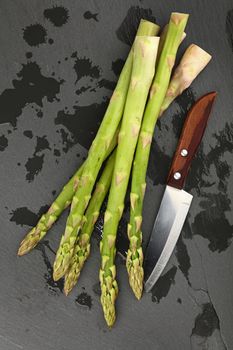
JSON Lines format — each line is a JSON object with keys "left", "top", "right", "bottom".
{"left": 18, "top": 12, "right": 212, "bottom": 327}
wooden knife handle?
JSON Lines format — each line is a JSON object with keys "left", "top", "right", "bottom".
{"left": 167, "top": 91, "right": 217, "bottom": 189}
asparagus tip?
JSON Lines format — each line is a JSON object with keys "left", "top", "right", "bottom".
{"left": 53, "top": 267, "right": 66, "bottom": 281}
{"left": 63, "top": 286, "right": 70, "bottom": 296}
{"left": 64, "top": 269, "right": 80, "bottom": 296}
{"left": 128, "top": 267, "right": 144, "bottom": 300}
{"left": 53, "top": 242, "right": 75, "bottom": 281}
{"left": 17, "top": 246, "right": 25, "bottom": 256}
{"left": 126, "top": 249, "right": 144, "bottom": 300}
{"left": 101, "top": 294, "right": 116, "bottom": 327}
{"left": 63, "top": 278, "right": 72, "bottom": 296}
{"left": 17, "top": 240, "right": 31, "bottom": 256}
{"left": 100, "top": 271, "right": 118, "bottom": 327}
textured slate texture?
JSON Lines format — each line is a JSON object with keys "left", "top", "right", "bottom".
{"left": 0, "top": 1, "right": 232, "bottom": 349}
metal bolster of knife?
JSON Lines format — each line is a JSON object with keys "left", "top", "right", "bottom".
{"left": 167, "top": 91, "right": 217, "bottom": 190}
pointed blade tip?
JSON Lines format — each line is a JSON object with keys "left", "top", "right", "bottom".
{"left": 144, "top": 186, "right": 192, "bottom": 292}
{"left": 206, "top": 90, "right": 217, "bottom": 101}
{"left": 201, "top": 91, "right": 217, "bottom": 105}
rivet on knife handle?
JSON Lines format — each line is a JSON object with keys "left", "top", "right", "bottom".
{"left": 167, "top": 91, "right": 217, "bottom": 189}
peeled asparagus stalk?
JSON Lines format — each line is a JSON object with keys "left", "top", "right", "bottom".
{"left": 52, "top": 21, "right": 160, "bottom": 281}
{"left": 64, "top": 150, "right": 116, "bottom": 295}
{"left": 100, "top": 36, "right": 160, "bottom": 327}
{"left": 159, "top": 44, "right": 212, "bottom": 115}
{"left": 127, "top": 12, "right": 189, "bottom": 300}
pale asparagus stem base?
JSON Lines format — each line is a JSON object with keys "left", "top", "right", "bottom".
{"left": 159, "top": 44, "right": 212, "bottom": 115}
{"left": 127, "top": 12, "right": 189, "bottom": 300}
{"left": 53, "top": 20, "right": 160, "bottom": 281}
{"left": 100, "top": 36, "right": 160, "bottom": 327}
{"left": 64, "top": 151, "right": 116, "bottom": 295}
{"left": 17, "top": 128, "right": 119, "bottom": 256}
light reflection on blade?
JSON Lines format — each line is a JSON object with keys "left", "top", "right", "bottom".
{"left": 144, "top": 185, "right": 193, "bottom": 292}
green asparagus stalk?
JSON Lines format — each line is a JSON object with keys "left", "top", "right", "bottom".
{"left": 65, "top": 42, "right": 212, "bottom": 294}
{"left": 126, "top": 42, "right": 211, "bottom": 298}
{"left": 18, "top": 20, "right": 159, "bottom": 258}
{"left": 159, "top": 44, "right": 212, "bottom": 115}
{"left": 17, "top": 163, "right": 84, "bottom": 256}
{"left": 157, "top": 24, "right": 186, "bottom": 59}
{"left": 17, "top": 130, "right": 118, "bottom": 256}
{"left": 100, "top": 36, "right": 160, "bottom": 327}
{"left": 126, "top": 12, "right": 189, "bottom": 300}
{"left": 64, "top": 150, "right": 116, "bottom": 295}
{"left": 52, "top": 20, "right": 160, "bottom": 281}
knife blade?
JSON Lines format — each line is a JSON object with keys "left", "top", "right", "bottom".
{"left": 144, "top": 91, "right": 217, "bottom": 293}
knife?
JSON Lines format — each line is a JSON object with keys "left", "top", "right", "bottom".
{"left": 144, "top": 91, "right": 217, "bottom": 293}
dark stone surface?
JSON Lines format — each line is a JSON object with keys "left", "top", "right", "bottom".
{"left": 0, "top": 1, "right": 232, "bottom": 349}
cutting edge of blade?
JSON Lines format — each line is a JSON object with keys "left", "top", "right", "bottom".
{"left": 144, "top": 189, "right": 193, "bottom": 293}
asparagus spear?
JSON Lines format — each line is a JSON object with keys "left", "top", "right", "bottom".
{"left": 53, "top": 21, "right": 160, "bottom": 281}
{"left": 126, "top": 12, "right": 189, "bottom": 300}
{"left": 100, "top": 36, "right": 160, "bottom": 327}
{"left": 126, "top": 43, "right": 211, "bottom": 298}
{"left": 17, "top": 130, "right": 118, "bottom": 256}
{"left": 17, "top": 163, "right": 84, "bottom": 256}
{"left": 64, "top": 150, "right": 116, "bottom": 295}
{"left": 18, "top": 20, "right": 159, "bottom": 258}
{"left": 159, "top": 44, "right": 212, "bottom": 115}
{"left": 157, "top": 24, "right": 186, "bottom": 59}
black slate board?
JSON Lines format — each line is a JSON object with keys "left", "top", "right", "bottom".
{"left": 0, "top": 1, "right": 233, "bottom": 349}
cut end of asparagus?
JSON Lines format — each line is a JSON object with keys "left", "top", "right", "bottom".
{"left": 159, "top": 43, "right": 212, "bottom": 117}
{"left": 171, "top": 12, "right": 189, "bottom": 25}
{"left": 184, "top": 43, "right": 212, "bottom": 67}
{"left": 134, "top": 36, "right": 160, "bottom": 67}
{"left": 137, "top": 19, "right": 160, "bottom": 37}
{"left": 126, "top": 248, "right": 144, "bottom": 300}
